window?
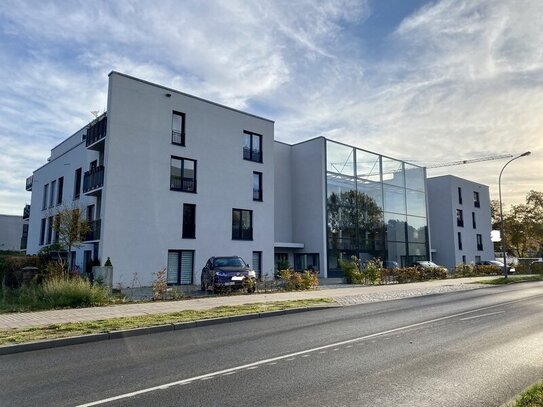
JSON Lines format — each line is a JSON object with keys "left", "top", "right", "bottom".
{"left": 42, "top": 183, "right": 49, "bottom": 210}
{"left": 232, "top": 209, "right": 253, "bottom": 240}
{"left": 475, "top": 255, "right": 481, "bottom": 263}
{"left": 182, "top": 204, "right": 196, "bottom": 239}
{"left": 472, "top": 212, "right": 476, "bottom": 229}
{"left": 74, "top": 168, "right": 82, "bottom": 199}
{"left": 458, "top": 187, "right": 463, "bottom": 205}
{"left": 46, "top": 216, "right": 53, "bottom": 244}
{"left": 456, "top": 209, "right": 464, "bottom": 227}
{"left": 252, "top": 251, "right": 262, "bottom": 279}
{"left": 476, "top": 234, "right": 483, "bottom": 251}
{"left": 167, "top": 250, "right": 194, "bottom": 285}
{"left": 54, "top": 215, "right": 60, "bottom": 243}
{"left": 172, "top": 111, "right": 186, "bottom": 146}
{"left": 294, "top": 253, "right": 320, "bottom": 271}
{"left": 457, "top": 232, "right": 463, "bottom": 250}
{"left": 39, "top": 218, "right": 46, "bottom": 245}
{"left": 57, "top": 177, "right": 64, "bottom": 205}
{"left": 473, "top": 191, "right": 480, "bottom": 208}
{"left": 462, "top": 255, "right": 466, "bottom": 264}
{"left": 253, "top": 172, "right": 262, "bottom": 201}
{"left": 49, "top": 180, "right": 56, "bottom": 208}
{"left": 170, "top": 156, "right": 197, "bottom": 193}
{"left": 243, "top": 131, "right": 262, "bottom": 163}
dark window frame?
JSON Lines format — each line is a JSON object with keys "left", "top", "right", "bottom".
{"left": 57, "top": 177, "right": 64, "bottom": 205}
{"left": 456, "top": 209, "right": 464, "bottom": 227}
{"left": 473, "top": 191, "right": 480, "bottom": 208}
{"left": 39, "top": 218, "right": 46, "bottom": 245}
{"left": 170, "top": 156, "right": 197, "bottom": 193}
{"left": 243, "top": 131, "right": 263, "bottom": 163}
{"left": 476, "top": 234, "right": 483, "bottom": 251}
{"left": 182, "top": 203, "right": 196, "bottom": 239}
{"left": 167, "top": 249, "right": 194, "bottom": 285}
{"left": 49, "top": 180, "right": 56, "bottom": 208}
{"left": 457, "top": 231, "right": 463, "bottom": 251}
{"left": 253, "top": 171, "right": 263, "bottom": 201}
{"left": 458, "top": 187, "right": 463, "bottom": 205}
{"left": 172, "top": 111, "right": 186, "bottom": 146}
{"left": 252, "top": 251, "right": 262, "bottom": 279}
{"left": 42, "top": 183, "right": 49, "bottom": 210}
{"left": 46, "top": 216, "right": 53, "bottom": 244}
{"left": 232, "top": 208, "right": 253, "bottom": 240}
{"left": 74, "top": 168, "right": 82, "bottom": 200}
{"left": 472, "top": 212, "right": 476, "bottom": 229}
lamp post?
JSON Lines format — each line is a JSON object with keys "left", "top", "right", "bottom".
{"left": 499, "top": 151, "right": 531, "bottom": 278}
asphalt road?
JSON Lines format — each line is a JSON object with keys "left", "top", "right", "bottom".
{"left": 1, "top": 282, "right": 542, "bottom": 407}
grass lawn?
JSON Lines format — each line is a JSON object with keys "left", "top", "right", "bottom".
{"left": 512, "top": 380, "right": 543, "bottom": 407}
{"left": 475, "top": 275, "right": 543, "bottom": 285}
{"left": 0, "top": 298, "right": 333, "bottom": 346}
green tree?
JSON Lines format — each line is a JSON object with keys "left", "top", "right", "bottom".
{"left": 52, "top": 206, "right": 90, "bottom": 271}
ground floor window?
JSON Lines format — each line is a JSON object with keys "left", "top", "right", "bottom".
{"left": 252, "top": 251, "right": 262, "bottom": 278}
{"left": 274, "top": 253, "right": 289, "bottom": 270}
{"left": 167, "top": 250, "right": 194, "bottom": 285}
{"left": 294, "top": 253, "right": 319, "bottom": 272}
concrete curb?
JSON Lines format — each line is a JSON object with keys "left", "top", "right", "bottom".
{"left": 0, "top": 306, "right": 334, "bottom": 356}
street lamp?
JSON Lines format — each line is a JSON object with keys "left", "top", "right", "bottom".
{"left": 499, "top": 151, "right": 531, "bottom": 278}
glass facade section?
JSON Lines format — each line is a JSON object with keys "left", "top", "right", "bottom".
{"left": 326, "top": 140, "right": 428, "bottom": 276}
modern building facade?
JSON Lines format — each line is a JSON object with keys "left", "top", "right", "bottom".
{"left": 0, "top": 214, "right": 24, "bottom": 251}
{"left": 427, "top": 175, "right": 493, "bottom": 271}
{"left": 25, "top": 72, "right": 432, "bottom": 286}
{"left": 274, "top": 138, "right": 429, "bottom": 278}
{"left": 25, "top": 72, "right": 274, "bottom": 286}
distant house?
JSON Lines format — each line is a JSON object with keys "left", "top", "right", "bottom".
{"left": 427, "top": 175, "right": 494, "bottom": 271}
{"left": 0, "top": 214, "right": 24, "bottom": 251}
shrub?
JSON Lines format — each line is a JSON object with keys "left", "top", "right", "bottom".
{"left": 531, "top": 262, "right": 543, "bottom": 274}
{"left": 0, "top": 255, "right": 40, "bottom": 288}
{"left": 363, "top": 258, "right": 382, "bottom": 285}
{"left": 152, "top": 268, "right": 168, "bottom": 300}
{"left": 277, "top": 269, "right": 318, "bottom": 291}
{"left": 339, "top": 259, "right": 364, "bottom": 284}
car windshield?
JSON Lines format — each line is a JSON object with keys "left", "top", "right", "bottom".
{"left": 213, "top": 257, "right": 246, "bottom": 268}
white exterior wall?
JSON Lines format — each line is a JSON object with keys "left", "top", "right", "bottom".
{"left": 26, "top": 130, "right": 99, "bottom": 269}
{"left": 101, "top": 73, "right": 275, "bottom": 286}
{"left": 427, "top": 175, "right": 494, "bottom": 271}
{"left": 273, "top": 141, "right": 293, "bottom": 243}
{"left": 0, "top": 215, "right": 23, "bottom": 251}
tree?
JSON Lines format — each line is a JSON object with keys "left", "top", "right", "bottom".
{"left": 52, "top": 206, "right": 90, "bottom": 271}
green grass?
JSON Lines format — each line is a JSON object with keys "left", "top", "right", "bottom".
{"left": 475, "top": 275, "right": 543, "bottom": 285}
{"left": 513, "top": 380, "right": 543, "bottom": 407}
{"left": 0, "top": 298, "right": 333, "bottom": 345}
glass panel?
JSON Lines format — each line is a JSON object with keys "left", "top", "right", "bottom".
{"left": 404, "top": 163, "right": 425, "bottom": 192}
{"left": 232, "top": 210, "right": 241, "bottom": 239}
{"left": 357, "top": 179, "right": 383, "bottom": 210}
{"left": 253, "top": 172, "right": 261, "bottom": 200}
{"left": 408, "top": 243, "right": 427, "bottom": 256}
{"left": 356, "top": 150, "right": 381, "bottom": 182}
{"left": 183, "top": 159, "right": 195, "bottom": 192}
{"left": 382, "top": 157, "right": 404, "bottom": 187}
{"left": 406, "top": 190, "right": 426, "bottom": 217}
{"left": 172, "top": 113, "right": 182, "bottom": 132}
{"left": 327, "top": 173, "right": 356, "bottom": 199}
{"left": 241, "top": 210, "right": 252, "bottom": 239}
{"left": 385, "top": 241, "right": 407, "bottom": 267}
{"left": 170, "top": 158, "right": 182, "bottom": 189}
{"left": 383, "top": 185, "right": 406, "bottom": 214}
{"left": 180, "top": 251, "right": 193, "bottom": 285}
{"left": 384, "top": 212, "right": 406, "bottom": 242}
{"left": 327, "top": 140, "right": 354, "bottom": 176}
{"left": 167, "top": 251, "right": 179, "bottom": 284}
{"left": 252, "top": 252, "right": 261, "bottom": 278}
{"left": 407, "top": 216, "right": 427, "bottom": 244}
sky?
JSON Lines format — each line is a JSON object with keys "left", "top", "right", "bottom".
{"left": 0, "top": 0, "right": 541, "bottom": 216}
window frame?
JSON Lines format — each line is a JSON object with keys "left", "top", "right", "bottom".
{"left": 39, "top": 218, "right": 46, "bottom": 245}
{"left": 458, "top": 187, "right": 463, "bottom": 205}
{"left": 243, "top": 131, "right": 263, "bottom": 163}
{"left": 253, "top": 171, "right": 263, "bottom": 201}
{"left": 252, "top": 251, "right": 262, "bottom": 279}
{"left": 57, "top": 177, "right": 64, "bottom": 205}
{"left": 167, "top": 249, "right": 194, "bottom": 285}
{"left": 42, "top": 183, "right": 49, "bottom": 210}
{"left": 472, "top": 212, "right": 476, "bottom": 229}
{"left": 476, "top": 234, "right": 483, "bottom": 251}
{"left": 49, "top": 180, "right": 56, "bottom": 208}
{"left": 74, "top": 168, "right": 82, "bottom": 200}
{"left": 473, "top": 191, "right": 480, "bottom": 208}
{"left": 457, "top": 231, "right": 463, "bottom": 251}
{"left": 232, "top": 208, "right": 253, "bottom": 240}
{"left": 456, "top": 209, "right": 464, "bottom": 227}
{"left": 170, "top": 156, "right": 197, "bottom": 193}
{"left": 172, "top": 111, "right": 186, "bottom": 146}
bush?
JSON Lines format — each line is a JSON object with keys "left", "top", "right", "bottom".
{"left": 0, "top": 255, "right": 40, "bottom": 288}
{"left": 277, "top": 269, "right": 319, "bottom": 291}
{"left": 339, "top": 259, "right": 364, "bottom": 284}
{"left": 531, "top": 262, "right": 543, "bottom": 274}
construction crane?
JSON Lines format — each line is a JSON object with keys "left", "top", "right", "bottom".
{"left": 423, "top": 154, "right": 514, "bottom": 169}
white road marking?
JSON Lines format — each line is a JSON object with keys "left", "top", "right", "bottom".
{"left": 77, "top": 298, "right": 526, "bottom": 406}
{"left": 459, "top": 311, "right": 505, "bottom": 321}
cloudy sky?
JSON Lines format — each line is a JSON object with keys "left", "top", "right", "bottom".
{"left": 0, "top": 0, "right": 541, "bottom": 215}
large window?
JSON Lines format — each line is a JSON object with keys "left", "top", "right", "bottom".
{"left": 39, "top": 218, "right": 46, "bottom": 245}
{"left": 172, "top": 111, "right": 186, "bottom": 146}
{"left": 42, "top": 183, "right": 49, "bottom": 210}
{"left": 476, "top": 234, "right": 483, "bottom": 251}
{"left": 473, "top": 191, "right": 480, "bottom": 208}
{"left": 167, "top": 250, "right": 194, "bottom": 285}
{"left": 74, "top": 168, "right": 82, "bottom": 199}
{"left": 456, "top": 209, "right": 464, "bottom": 227}
{"left": 294, "top": 253, "right": 319, "bottom": 271}
{"left": 253, "top": 172, "right": 262, "bottom": 201}
{"left": 49, "top": 180, "right": 56, "bottom": 208}
{"left": 170, "top": 156, "right": 197, "bottom": 193}
{"left": 243, "top": 131, "right": 262, "bottom": 163}
{"left": 46, "top": 216, "right": 53, "bottom": 244}
{"left": 182, "top": 204, "right": 196, "bottom": 239}
{"left": 232, "top": 209, "right": 253, "bottom": 240}
{"left": 57, "top": 177, "right": 64, "bottom": 205}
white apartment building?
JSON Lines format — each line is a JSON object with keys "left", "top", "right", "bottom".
{"left": 26, "top": 72, "right": 274, "bottom": 286}
{"left": 25, "top": 72, "right": 436, "bottom": 286}
{"left": 427, "top": 175, "right": 494, "bottom": 271}
{"left": 0, "top": 214, "right": 24, "bottom": 251}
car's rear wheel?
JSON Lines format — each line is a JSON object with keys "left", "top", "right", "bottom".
{"left": 201, "top": 279, "right": 207, "bottom": 292}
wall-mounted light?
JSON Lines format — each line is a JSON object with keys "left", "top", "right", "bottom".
{"left": 165, "top": 93, "right": 172, "bottom": 98}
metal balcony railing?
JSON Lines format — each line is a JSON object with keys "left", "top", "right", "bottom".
{"left": 26, "top": 176, "right": 33, "bottom": 191}
{"left": 83, "top": 166, "right": 105, "bottom": 194}
{"left": 85, "top": 115, "right": 107, "bottom": 148}
{"left": 84, "top": 219, "right": 101, "bottom": 241}
{"left": 23, "top": 204, "right": 30, "bottom": 220}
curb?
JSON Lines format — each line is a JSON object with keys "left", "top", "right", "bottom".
{"left": 0, "top": 305, "right": 334, "bottom": 356}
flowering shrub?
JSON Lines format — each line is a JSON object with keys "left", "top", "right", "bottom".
{"left": 277, "top": 268, "right": 319, "bottom": 290}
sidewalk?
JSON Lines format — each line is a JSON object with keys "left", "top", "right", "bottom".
{"left": 0, "top": 277, "right": 494, "bottom": 330}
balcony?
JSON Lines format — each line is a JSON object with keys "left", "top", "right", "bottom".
{"left": 83, "top": 165, "right": 105, "bottom": 195}
{"left": 86, "top": 114, "right": 107, "bottom": 150}
{"left": 84, "top": 219, "right": 101, "bottom": 242}
{"left": 23, "top": 204, "right": 30, "bottom": 220}
{"left": 26, "top": 175, "right": 33, "bottom": 191}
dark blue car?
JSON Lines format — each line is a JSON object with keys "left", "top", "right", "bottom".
{"left": 201, "top": 256, "right": 256, "bottom": 294}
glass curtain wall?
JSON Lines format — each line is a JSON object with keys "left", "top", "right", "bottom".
{"left": 326, "top": 140, "right": 428, "bottom": 277}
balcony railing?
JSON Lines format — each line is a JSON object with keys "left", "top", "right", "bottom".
{"left": 86, "top": 115, "right": 107, "bottom": 148}
{"left": 172, "top": 130, "right": 185, "bottom": 146}
{"left": 23, "top": 204, "right": 30, "bottom": 220}
{"left": 84, "top": 219, "right": 101, "bottom": 241}
{"left": 243, "top": 147, "right": 262, "bottom": 163}
{"left": 26, "top": 175, "right": 33, "bottom": 191}
{"left": 83, "top": 165, "right": 105, "bottom": 194}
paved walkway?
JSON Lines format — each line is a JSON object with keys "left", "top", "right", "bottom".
{"left": 0, "top": 277, "right": 495, "bottom": 330}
